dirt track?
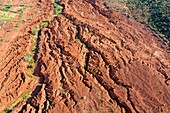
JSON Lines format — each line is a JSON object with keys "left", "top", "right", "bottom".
{"left": 0, "top": 0, "right": 170, "bottom": 113}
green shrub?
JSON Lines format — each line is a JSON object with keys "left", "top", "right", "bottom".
{"left": 15, "top": 23, "right": 18, "bottom": 28}
{"left": 18, "top": 9, "right": 23, "bottom": 18}
{"left": 4, "top": 92, "right": 31, "bottom": 113}
{"left": 1, "top": 4, "right": 13, "bottom": 12}
{"left": 53, "top": 3, "right": 63, "bottom": 15}
{"left": 26, "top": 73, "right": 34, "bottom": 78}
{"left": 31, "top": 28, "right": 38, "bottom": 35}
{"left": 28, "top": 59, "right": 34, "bottom": 69}
{"left": 4, "top": 109, "right": 12, "bottom": 113}
{"left": 40, "top": 21, "right": 49, "bottom": 29}
{"left": 24, "top": 53, "right": 32, "bottom": 62}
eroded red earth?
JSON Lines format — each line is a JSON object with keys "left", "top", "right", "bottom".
{"left": 0, "top": 0, "right": 170, "bottom": 113}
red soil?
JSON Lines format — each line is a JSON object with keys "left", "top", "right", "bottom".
{"left": 0, "top": 0, "right": 169, "bottom": 113}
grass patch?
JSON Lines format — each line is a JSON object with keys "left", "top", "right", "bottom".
{"left": 24, "top": 27, "right": 40, "bottom": 71}
{"left": 4, "top": 109, "right": 11, "bottom": 113}
{"left": 18, "top": 9, "right": 23, "bottom": 18}
{"left": 0, "top": 4, "right": 13, "bottom": 12}
{"left": 26, "top": 73, "right": 35, "bottom": 78}
{"left": 40, "top": 20, "right": 49, "bottom": 29}
{"left": 25, "top": 27, "right": 40, "bottom": 70}
{"left": 17, "top": 5, "right": 31, "bottom": 9}
{"left": 22, "top": 19, "right": 25, "bottom": 23}
{"left": 53, "top": 3, "right": 63, "bottom": 16}
{"left": 15, "top": 23, "right": 18, "bottom": 28}
{"left": 75, "top": 29, "right": 79, "bottom": 34}
{"left": 27, "top": 59, "right": 34, "bottom": 70}
{"left": 4, "top": 92, "right": 31, "bottom": 113}
{"left": 24, "top": 53, "right": 32, "bottom": 62}
{"left": 31, "top": 28, "right": 38, "bottom": 35}
{"left": 24, "top": 53, "right": 34, "bottom": 70}
{"left": 0, "top": 11, "right": 16, "bottom": 21}
{"left": 32, "top": 44, "right": 36, "bottom": 54}
{"left": 76, "top": 38, "right": 81, "bottom": 43}
{"left": 0, "top": 3, "right": 32, "bottom": 22}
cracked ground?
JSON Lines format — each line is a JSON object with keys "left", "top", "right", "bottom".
{"left": 0, "top": 0, "right": 170, "bottom": 113}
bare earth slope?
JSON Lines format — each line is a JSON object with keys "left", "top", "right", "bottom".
{"left": 0, "top": 0, "right": 170, "bottom": 113}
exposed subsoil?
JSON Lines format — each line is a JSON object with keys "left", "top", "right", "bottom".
{"left": 0, "top": 0, "right": 170, "bottom": 113}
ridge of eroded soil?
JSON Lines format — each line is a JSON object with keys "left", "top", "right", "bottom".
{"left": 0, "top": 0, "right": 170, "bottom": 113}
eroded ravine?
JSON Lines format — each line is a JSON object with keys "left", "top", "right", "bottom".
{"left": 0, "top": 0, "right": 170, "bottom": 113}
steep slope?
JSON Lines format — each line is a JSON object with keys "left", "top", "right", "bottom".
{"left": 0, "top": 0, "right": 170, "bottom": 113}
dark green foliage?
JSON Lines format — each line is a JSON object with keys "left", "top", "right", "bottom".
{"left": 127, "top": 0, "right": 170, "bottom": 41}
{"left": 15, "top": 23, "right": 18, "bottom": 28}
{"left": 27, "top": 59, "right": 34, "bottom": 69}
{"left": 53, "top": 3, "right": 63, "bottom": 15}
{"left": 40, "top": 21, "right": 49, "bottom": 29}
{"left": 149, "top": 1, "right": 170, "bottom": 40}
{"left": 1, "top": 4, "right": 13, "bottom": 12}
{"left": 24, "top": 53, "right": 34, "bottom": 70}
{"left": 4, "top": 109, "right": 12, "bottom": 113}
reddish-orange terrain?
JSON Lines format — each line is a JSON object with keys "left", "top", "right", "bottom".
{"left": 0, "top": 0, "right": 170, "bottom": 113}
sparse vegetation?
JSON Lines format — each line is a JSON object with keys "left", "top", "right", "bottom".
{"left": 24, "top": 53, "right": 32, "bottom": 62}
{"left": 15, "top": 23, "right": 18, "bottom": 28}
{"left": 31, "top": 28, "right": 38, "bottom": 35}
{"left": 4, "top": 92, "right": 31, "bottom": 113}
{"left": 25, "top": 27, "right": 40, "bottom": 70}
{"left": 22, "top": 26, "right": 41, "bottom": 79}
{"left": 31, "top": 27, "right": 39, "bottom": 54}
{"left": 76, "top": 38, "right": 81, "bottom": 43}
{"left": 0, "top": 3, "right": 31, "bottom": 24}
{"left": 18, "top": 9, "right": 23, "bottom": 18}
{"left": 75, "top": 29, "right": 79, "bottom": 34}
{"left": 24, "top": 53, "right": 34, "bottom": 70}
{"left": 4, "top": 109, "right": 11, "bottom": 113}
{"left": 53, "top": 3, "right": 63, "bottom": 15}
{"left": 27, "top": 59, "right": 34, "bottom": 69}
{"left": 22, "top": 19, "right": 25, "bottom": 23}
{"left": 0, "top": 4, "right": 13, "bottom": 12}
{"left": 0, "top": 11, "right": 16, "bottom": 21}
{"left": 55, "top": 0, "right": 61, "bottom": 3}
{"left": 32, "top": 43, "right": 36, "bottom": 53}
{"left": 104, "top": 0, "right": 170, "bottom": 41}
{"left": 26, "top": 73, "right": 35, "bottom": 78}
{"left": 40, "top": 21, "right": 49, "bottom": 29}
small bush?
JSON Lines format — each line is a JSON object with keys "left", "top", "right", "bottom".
{"left": 76, "top": 38, "right": 81, "bottom": 43}
{"left": 18, "top": 9, "right": 23, "bottom": 18}
{"left": 40, "top": 21, "right": 49, "bottom": 29}
{"left": 53, "top": 3, "right": 63, "bottom": 15}
{"left": 4, "top": 109, "right": 12, "bottom": 113}
{"left": 15, "top": 23, "right": 18, "bottom": 28}
{"left": 26, "top": 73, "right": 34, "bottom": 78}
{"left": 28, "top": 60, "right": 34, "bottom": 69}
{"left": 1, "top": 4, "right": 12, "bottom": 12}
{"left": 31, "top": 28, "right": 38, "bottom": 35}
{"left": 24, "top": 53, "right": 32, "bottom": 62}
